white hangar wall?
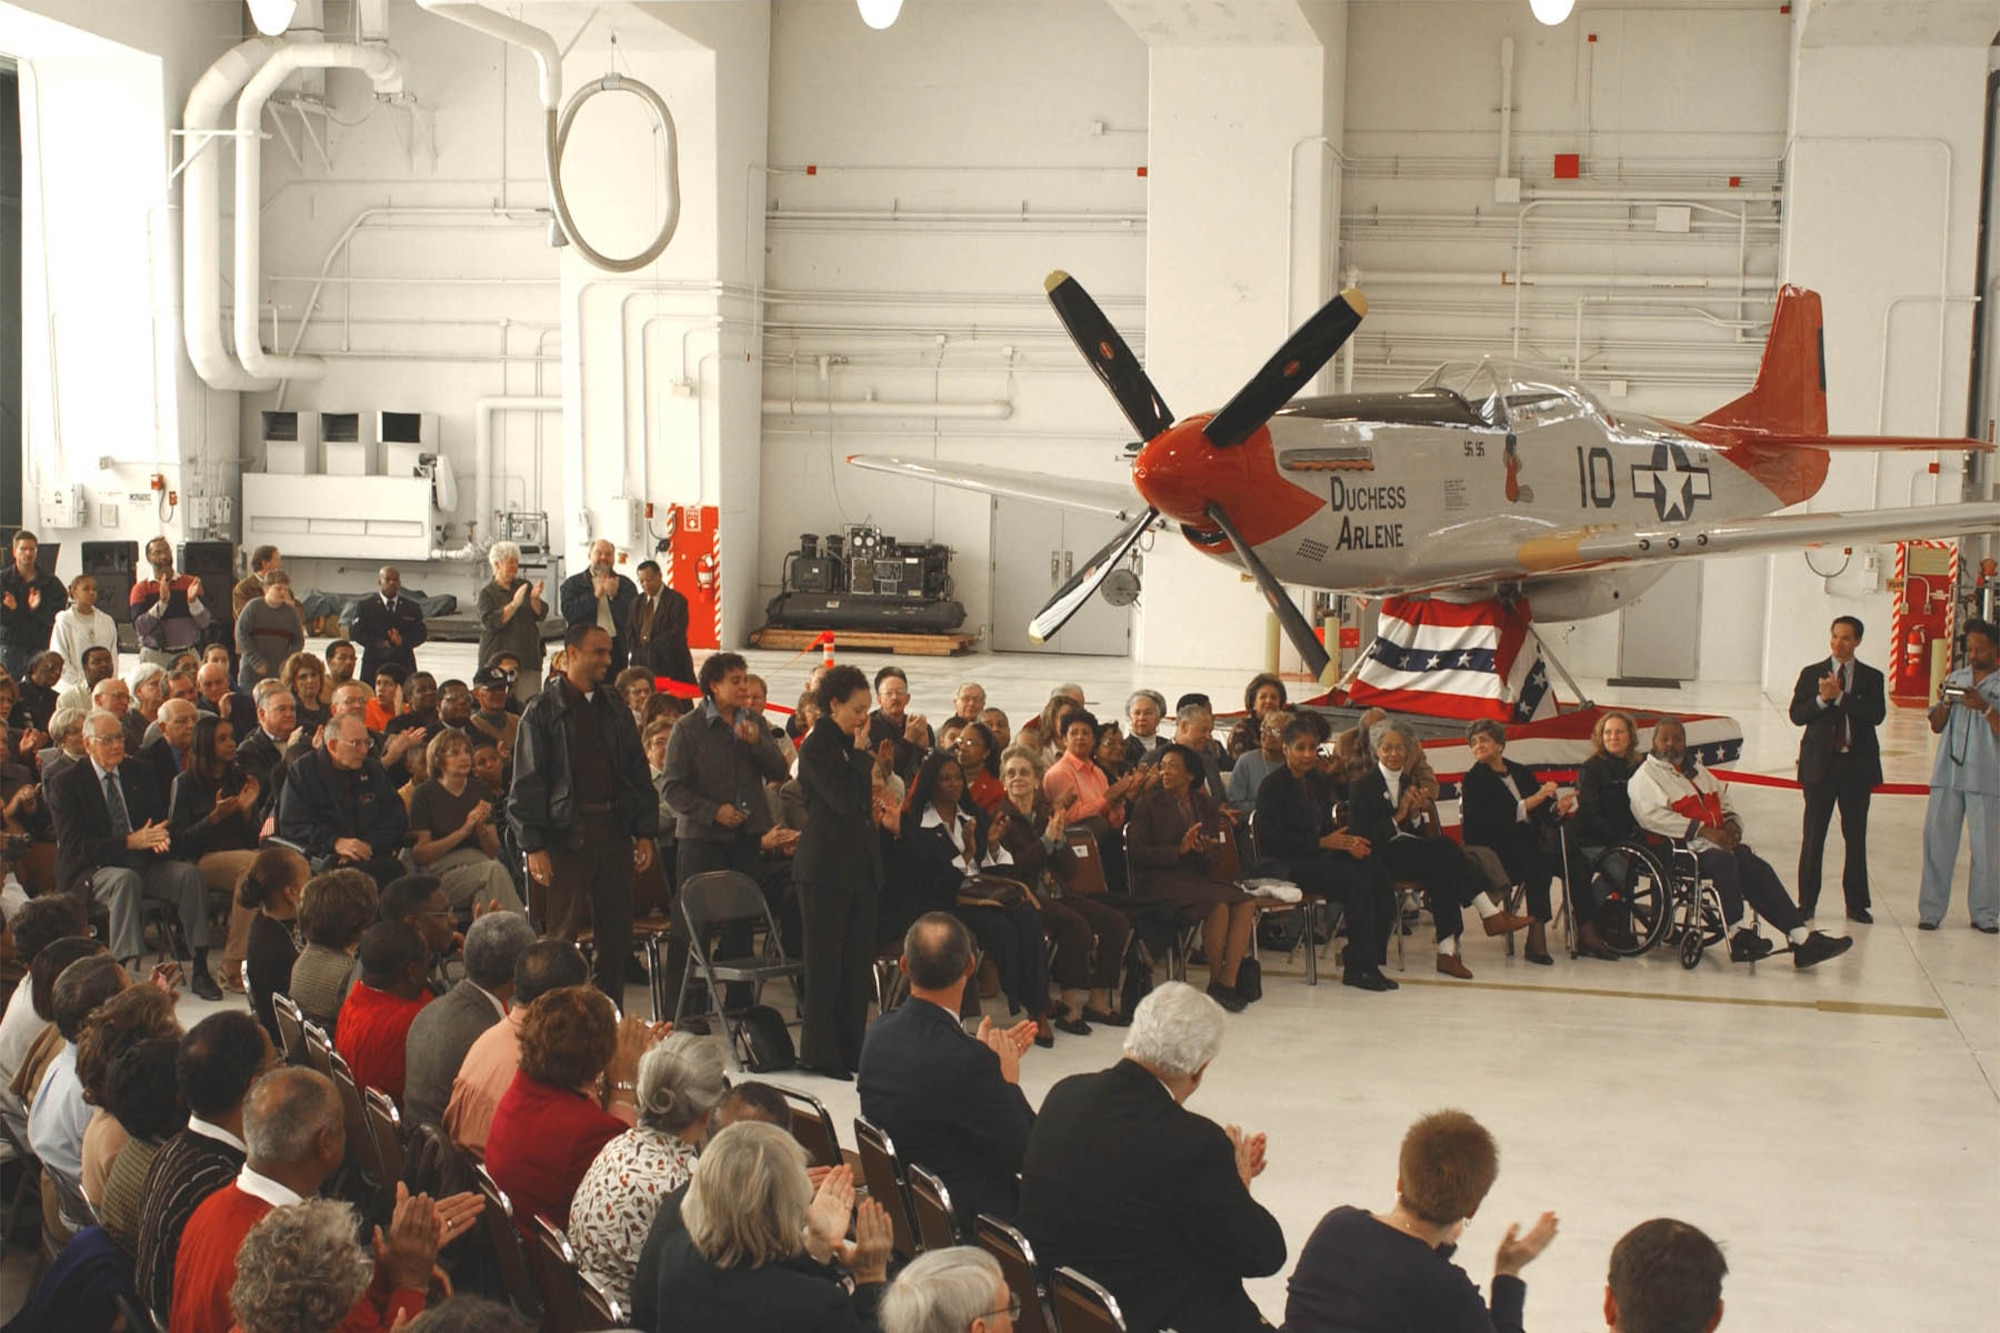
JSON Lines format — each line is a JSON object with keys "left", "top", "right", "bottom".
{"left": 3, "top": 0, "right": 1991, "bottom": 686}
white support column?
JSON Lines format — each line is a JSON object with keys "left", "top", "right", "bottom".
{"left": 1115, "top": 1, "right": 1345, "bottom": 671}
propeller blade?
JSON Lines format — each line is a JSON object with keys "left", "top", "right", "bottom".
{"left": 1204, "top": 503, "right": 1335, "bottom": 684}
{"left": 1029, "top": 508, "right": 1158, "bottom": 644}
{"left": 1204, "top": 288, "right": 1368, "bottom": 450}
{"left": 1045, "top": 271, "right": 1175, "bottom": 441}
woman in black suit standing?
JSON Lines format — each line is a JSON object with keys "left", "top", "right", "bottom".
{"left": 1458, "top": 718, "right": 1564, "bottom": 965}
{"left": 794, "top": 665, "right": 882, "bottom": 1081}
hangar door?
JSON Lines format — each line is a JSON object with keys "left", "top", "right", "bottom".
{"left": 1615, "top": 560, "right": 1702, "bottom": 682}
{"left": 990, "top": 497, "right": 1132, "bottom": 656}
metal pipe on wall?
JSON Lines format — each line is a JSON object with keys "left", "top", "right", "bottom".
{"left": 181, "top": 37, "right": 284, "bottom": 391}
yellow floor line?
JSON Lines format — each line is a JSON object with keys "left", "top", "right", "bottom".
{"left": 1255, "top": 966, "right": 1948, "bottom": 1018}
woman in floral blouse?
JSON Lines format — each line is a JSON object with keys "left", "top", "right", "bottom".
{"left": 567, "top": 1032, "right": 730, "bottom": 1307}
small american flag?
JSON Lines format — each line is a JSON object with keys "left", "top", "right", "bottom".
{"left": 1346, "top": 596, "right": 1558, "bottom": 722}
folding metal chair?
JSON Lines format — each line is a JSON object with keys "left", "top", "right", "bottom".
{"left": 1052, "top": 1266, "right": 1128, "bottom": 1333}
{"left": 0, "top": 1114, "right": 42, "bottom": 1262}
{"left": 975, "top": 1213, "right": 1058, "bottom": 1333}
{"left": 271, "top": 993, "right": 307, "bottom": 1065}
{"left": 326, "top": 1052, "right": 391, "bottom": 1200}
{"left": 673, "top": 871, "right": 806, "bottom": 1070}
{"left": 300, "top": 1020, "right": 334, "bottom": 1078}
{"left": 905, "top": 1162, "right": 960, "bottom": 1252}
{"left": 363, "top": 1087, "right": 406, "bottom": 1187}
{"left": 471, "top": 1165, "right": 546, "bottom": 1323}
{"left": 852, "top": 1115, "right": 918, "bottom": 1261}
{"left": 580, "top": 1270, "right": 626, "bottom": 1330}
{"left": 529, "top": 1215, "right": 609, "bottom": 1332}
{"left": 771, "top": 1083, "right": 844, "bottom": 1169}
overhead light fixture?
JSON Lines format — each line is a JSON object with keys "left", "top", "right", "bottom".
{"left": 1529, "top": 0, "right": 1576, "bottom": 23}
{"left": 246, "top": 0, "right": 298, "bottom": 35}
{"left": 857, "top": 0, "right": 903, "bottom": 30}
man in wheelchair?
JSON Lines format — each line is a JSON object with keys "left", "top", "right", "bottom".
{"left": 1628, "top": 718, "right": 1854, "bottom": 970}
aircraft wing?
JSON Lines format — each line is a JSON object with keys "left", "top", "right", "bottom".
{"left": 844, "top": 454, "right": 1145, "bottom": 519}
{"left": 1509, "top": 501, "right": 2000, "bottom": 579}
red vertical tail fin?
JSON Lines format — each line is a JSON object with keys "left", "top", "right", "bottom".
{"left": 1698, "top": 285, "right": 1827, "bottom": 437}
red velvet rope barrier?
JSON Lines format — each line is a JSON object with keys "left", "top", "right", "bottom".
{"left": 1709, "top": 768, "right": 1930, "bottom": 797}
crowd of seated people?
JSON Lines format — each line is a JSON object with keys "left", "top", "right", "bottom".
{"left": 0, "top": 538, "right": 1859, "bottom": 1332}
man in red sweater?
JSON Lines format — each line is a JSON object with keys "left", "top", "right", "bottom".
{"left": 335, "top": 921, "right": 435, "bottom": 1103}
{"left": 170, "top": 1067, "right": 483, "bottom": 1333}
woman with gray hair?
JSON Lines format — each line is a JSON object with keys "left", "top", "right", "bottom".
{"left": 475, "top": 541, "right": 546, "bottom": 704}
{"left": 228, "top": 1198, "right": 376, "bottom": 1333}
{"left": 1123, "top": 688, "right": 1169, "bottom": 765}
{"left": 650, "top": 1120, "right": 895, "bottom": 1331}
{"left": 567, "top": 1032, "right": 728, "bottom": 1308}
{"left": 881, "top": 1247, "right": 1014, "bottom": 1333}
{"left": 1350, "top": 721, "right": 1531, "bottom": 981}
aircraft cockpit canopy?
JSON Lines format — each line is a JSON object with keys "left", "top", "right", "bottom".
{"left": 1420, "top": 359, "right": 1609, "bottom": 431}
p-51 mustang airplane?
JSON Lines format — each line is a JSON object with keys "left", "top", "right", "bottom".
{"left": 849, "top": 277, "right": 2000, "bottom": 683}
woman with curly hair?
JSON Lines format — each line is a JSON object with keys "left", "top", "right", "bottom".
{"left": 568, "top": 1032, "right": 728, "bottom": 1307}
{"left": 286, "top": 869, "right": 378, "bottom": 1031}
{"left": 280, "top": 651, "right": 331, "bottom": 736}
{"left": 1226, "top": 672, "right": 1289, "bottom": 758}
{"left": 484, "top": 985, "right": 657, "bottom": 1230}
{"left": 76, "top": 984, "right": 183, "bottom": 1206}
{"left": 227, "top": 1198, "right": 382, "bottom": 1333}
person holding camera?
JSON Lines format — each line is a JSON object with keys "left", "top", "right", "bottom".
{"left": 131, "top": 537, "right": 212, "bottom": 670}
{"left": 1918, "top": 618, "right": 2000, "bottom": 933}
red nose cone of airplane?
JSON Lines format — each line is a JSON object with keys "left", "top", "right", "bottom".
{"left": 1132, "top": 417, "right": 1249, "bottom": 526}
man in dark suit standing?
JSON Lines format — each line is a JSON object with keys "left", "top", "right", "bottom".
{"left": 1019, "top": 980, "right": 1286, "bottom": 1333}
{"left": 858, "top": 913, "right": 1036, "bottom": 1231}
{"left": 50, "top": 710, "right": 222, "bottom": 998}
{"left": 626, "top": 559, "right": 694, "bottom": 687}
{"left": 349, "top": 565, "right": 429, "bottom": 683}
{"left": 560, "top": 539, "right": 639, "bottom": 673}
{"left": 1789, "top": 615, "right": 1884, "bottom": 923}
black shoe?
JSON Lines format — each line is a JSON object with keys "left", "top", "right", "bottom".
{"left": 189, "top": 968, "right": 223, "bottom": 1001}
{"left": 1918, "top": 921, "right": 1941, "bottom": 932}
{"left": 1523, "top": 950, "right": 1555, "bottom": 966}
{"left": 1976, "top": 923, "right": 1999, "bottom": 935}
{"left": 1792, "top": 931, "right": 1854, "bottom": 969}
{"left": 1343, "top": 969, "right": 1395, "bottom": 992}
{"left": 1727, "top": 930, "right": 1774, "bottom": 964}
{"left": 1847, "top": 909, "right": 1874, "bottom": 925}
{"left": 801, "top": 1064, "right": 853, "bottom": 1082}
{"left": 1205, "top": 981, "right": 1247, "bottom": 1013}
{"left": 675, "top": 1016, "right": 712, "bottom": 1036}
{"left": 1053, "top": 1014, "right": 1092, "bottom": 1037}
{"left": 1081, "top": 1006, "right": 1130, "bottom": 1027}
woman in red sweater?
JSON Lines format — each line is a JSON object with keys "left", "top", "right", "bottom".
{"left": 484, "top": 985, "right": 657, "bottom": 1231}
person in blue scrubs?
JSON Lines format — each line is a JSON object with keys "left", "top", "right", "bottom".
{"left": 1917, "top": 618, "right": 2000, "bottom": 933}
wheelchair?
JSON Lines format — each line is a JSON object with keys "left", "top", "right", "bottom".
{"left": 1564, "top": 830, "right": 1742, "bottom": 970}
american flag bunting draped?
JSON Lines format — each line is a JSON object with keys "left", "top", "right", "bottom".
{"left": 1345, "top": 596, "right": 1557, "bottom": 722}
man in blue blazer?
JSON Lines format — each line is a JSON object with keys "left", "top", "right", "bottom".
{"left": 857, "top": 913, "right": 1036, "bottom": 1232}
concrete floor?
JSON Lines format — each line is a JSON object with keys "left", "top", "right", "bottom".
{"left": 3, "top": 639, "right": 1993, "bottom": 1330}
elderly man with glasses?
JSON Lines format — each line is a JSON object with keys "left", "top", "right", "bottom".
{"left": 276, "top": 713, "right": 409, "bottom": 888}
{"left": 48, "top": 709, "right": 221, "bottom": 998}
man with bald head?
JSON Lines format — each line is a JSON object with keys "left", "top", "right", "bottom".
{"left": 49, "top": 710, "right": 219, "bottom": 996}
{"left": 197, "top": 657, "right": 258, "bottom": 738}
{"left": 170, "top": 1066, "right": 479, "bottom": 1333}
{"left": 136, "top": 695, "right": 200, "bottom": 807}
{"left": 351, "top": 564, "right": 429, "bottom": 682}
{"left": 560, "top": 538, "right": 638, "bottom": 672}
{"left": 278, "top": 712, "right": 409, "bottom": 887}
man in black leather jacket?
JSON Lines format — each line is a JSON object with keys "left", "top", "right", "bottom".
{"left": 508, "top": 622, "right": 657, "bottom": 1000}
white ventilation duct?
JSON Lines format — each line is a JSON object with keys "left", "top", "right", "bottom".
{"left": 182, "top": 38, "right": 283, "bottom": 391}
{"left": 413, "top": 0, "right": 679, "bottom": 272}
{"left": 232, "top": 42, "right": 403, "bottom": 383}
